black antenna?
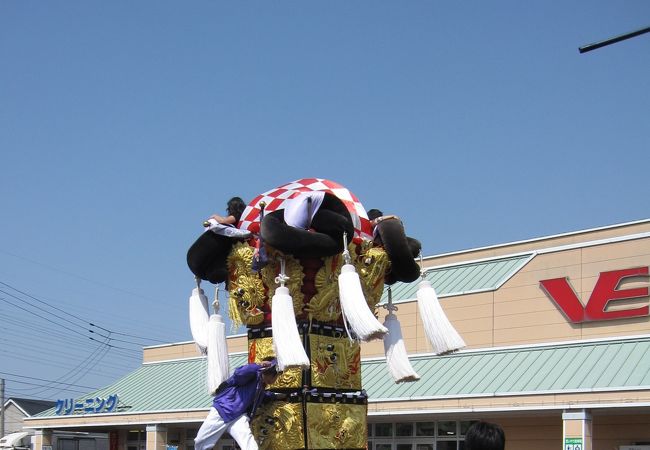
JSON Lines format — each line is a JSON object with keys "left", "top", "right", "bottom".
{"left": 579, "top": 26, "right": 650, "bottom": 53}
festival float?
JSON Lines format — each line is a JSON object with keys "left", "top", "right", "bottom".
{"left": 186, "top": 178, "right": 465, "bottom": 450}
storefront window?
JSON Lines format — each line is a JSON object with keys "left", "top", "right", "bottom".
{"left": 127, "top": 431, "right": 141, "bottom": 442}
{"left": 415, "top": 422, "right": 435, "bottom": 437}
{"left": 126, "top": 429, "right": 144, "bottom": 450}
{"left": 367, "top": 420, "right": 468, "bottom": 449}
{"left": 375, "top": 423, "right": 393, "bottom": 437}
{"left": 415, "top": 444, "right": 433, "bottom": 450}
{"left": 459, "top": 421, "right": 476, "bottom": 436}
{"left": 438, "top": 421, "right": 457, "bottom": 437}
{"left": 396, "top": 423, "right": 413, "bottom": 437}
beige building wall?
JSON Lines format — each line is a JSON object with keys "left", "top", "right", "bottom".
{"left": 421, "top": 220, "right": 650, "bottom": 267}
{"left": 592, "top": 414, "right": 650, "bottom": 450}
{"left": 486, "top": 415, "right": 560, "bottom": 450}
{"left": 143, "top": 335, "right": 248, "bottom": 363}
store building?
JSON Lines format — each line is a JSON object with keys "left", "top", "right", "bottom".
{"left": 24, "top": 219, "right": 650, "bottom": 450}
{"left": 1, "top": 398, "right": 107, "bottom": 450}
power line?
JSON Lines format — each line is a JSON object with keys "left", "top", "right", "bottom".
{"left": 0, "top": 371, "right": 97, "bottom": 390}
{"left": 89, "top": 322, "right": 168, "bottom": 344}
{"left": 0, "top": 250, "right": 173, "bottom": 309}
{"left": 2, "top": 378, "right": 90, "bottom": 396}
{"left": 0, "top": 281, "right": 169, "bottom": 345}
{"left": 0, "top": 294, "right": 144, "bottom": 354}
{"left": 0, "top": 355, "right": 133, "bottom": 391}
{"left": 0, "top": 332, "right": 139, "bottom": 375}
{"left": 0, "top": 281, "right": 89, "bottom": 325}
{"left": 0, "top": 313, "right": 99, "bottom": 349}
{"left": 28, "top": 344, "right": 111, "bottom": 398}
{"left": 0, "top": 293, "right": 90, "bottom": 340}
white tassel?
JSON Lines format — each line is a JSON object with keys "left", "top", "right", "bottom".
{"left": 339, "top": 263, "right": 388, "bottom": 341}
{"left": 271, "top": 259, "right": 310, "bottom": 372}
{"left": 338, "top": 233, "right": 388, "bottom": 342}
{"left": 382, "top": 287, "right": 419, "bottom": 383}
{"left": 207, "top": 287, "right": 230, "bottom": 394}
{"left": 416, "top": 279, "right": 465, "bottom": 354}
{"left": 189, "top": 281, "right": 210, "bottom": 354}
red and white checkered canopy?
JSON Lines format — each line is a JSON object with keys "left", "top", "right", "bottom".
{"left": 238, "top": 178, "right": 372, "bottom": 240}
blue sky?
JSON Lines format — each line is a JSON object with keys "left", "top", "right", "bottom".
{"left": 1, "top": 1, "right": 649, "bottom": 400}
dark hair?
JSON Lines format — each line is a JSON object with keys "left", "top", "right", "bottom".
{"left": 226, "top": 197, "right": 246, "bottom": 222}
{"left": 261, "top": 356, "right": 280, "bottom": 376}
{"left": 367, "top": 209, "right": 383, "bottom": 221}
{"left": 465, "top": 421, "right": 505, "bottom": 450}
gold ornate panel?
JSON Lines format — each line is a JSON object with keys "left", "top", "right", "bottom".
{"left": 252, "top": 400, "right": 304, "bottom": 450}
{"left": 228, "top": 243, "right": 266, "bottom": 328}
{"left": 309, "top": 333, "right": 361, "bottom": 390}
{"left": 306, "top": 401, "right": 367, "bottom": 449}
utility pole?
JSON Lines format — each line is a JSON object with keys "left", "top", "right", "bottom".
{"left": 1, "top": 378, "right": 5, "bottom": 438}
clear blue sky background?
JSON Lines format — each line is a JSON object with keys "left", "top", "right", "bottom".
{"left": 1, "top": 1, "right": 649, "bottom": 401}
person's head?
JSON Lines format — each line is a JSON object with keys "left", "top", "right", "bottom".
{"left": 226, "top": 197, "right": 246, "bottom": 222}
{"left": 260, "top": 357, "right": 282, "bottom": 385}
{"left": 367, "top": 209, "right": 383, "bottom": 221}
{"left": 464, "top": 421, "right": 505, "bottom": 450}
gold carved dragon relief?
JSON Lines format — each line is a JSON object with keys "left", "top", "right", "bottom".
{"left": 310, "top": 333, "right": 361, "bottom": 389}
{"left": 306, "top": 403, "right": 366, "bottom": 449}
{"left": 227, "top": 242, "right": 266, "bottom": 328}
{"left": 353, "top": 241, "right": 390, "bottom": 309}
{"left": 252, "top": 401, "right": 304, "bottom": 450}
{"left": 306, "top": 253, "right": 344, "bottom": 322}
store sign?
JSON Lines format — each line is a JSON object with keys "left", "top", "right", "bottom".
{"left": 565, "top": 437, "right": 583, "bottom": 450}
{"left": 55, "top": 394, "right": 119, "bottom": 415}
{"left": 540, "top": 267, "right": 649, "bottom": 323}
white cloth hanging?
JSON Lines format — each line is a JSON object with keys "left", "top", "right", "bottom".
{"left": 205, "top": 220, "right": 252, "bottom": 238}
{"left": 283, "top": 191, "right": 325, "bottom": 229}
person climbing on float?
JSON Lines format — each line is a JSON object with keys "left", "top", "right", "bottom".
{"left": 188, "top": 197, "right": 251, "bottom": 284}
{"left": 194, "top": 357, "right": 285, "bottom": 450}
{"left": 204, "top": 196, "right": 251, "bottom": 239}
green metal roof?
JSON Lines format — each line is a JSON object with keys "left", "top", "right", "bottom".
{"left": 380, "top": 254, "right": 533, "bottom": 303}
{"left": 34, "top": 353, "right": 248, "bottom": 418}
{"left": 33, "top": 336, "right": 650, "bottom": 418}
{"left": 362, "top": 336, "right": 650, "bottom": 400}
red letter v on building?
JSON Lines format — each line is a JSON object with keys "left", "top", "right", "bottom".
{"left": 540, "top": 277, "right": 586, "bottom": 323}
